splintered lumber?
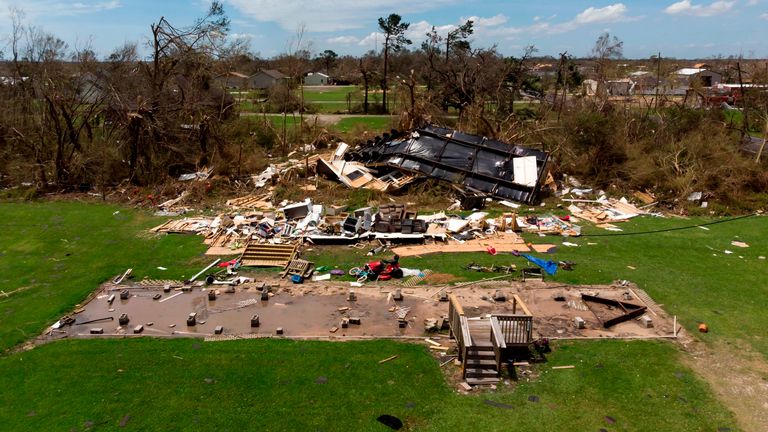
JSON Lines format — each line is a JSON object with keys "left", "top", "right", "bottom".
{"left": 580, "top": 294, "right": 647, "bottom": 328}
{"left": 392, "top": 232, "right": 528, "bottom": 257}
{"left": 429, "top": 346, "right": 450, "bottom": 351}
{"left": 240, "top": 242, "right": 298, "bottom": 267}
{"left": 281, "top": 259, "right": 314, "bottom": 278}
{"left": 378, "top": 355, "right": 399, "bottom": 364}
{"left": 226, "top": 194, "right": 273, "bottom": 209}
{"left": 424, "top": 338, "right": 442, "bottom": 347}
{"left": 551, "top": 365, "right": 575, "bottom": 370}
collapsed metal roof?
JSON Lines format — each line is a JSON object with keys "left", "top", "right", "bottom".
{"left": 344, "top": 125, "right": 550, "bottom": 204}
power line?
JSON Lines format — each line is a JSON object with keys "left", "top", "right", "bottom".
{"left": 578, "top": 213, "right": 760, "bottom": 238}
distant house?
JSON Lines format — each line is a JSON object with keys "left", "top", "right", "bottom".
{"left": 250, "top": 69, "right": 287, "bottom": 90}
{"left": 531, "top": 63, "right": 556, "bottom": 78}
{"left": 606, "top": 78, "right": 634, "bottom": 96}
{"left": 304, "top": 72, "right": 331, "bottom": 86}
{"left": 582, "top": 79, "right": 598, "bottom": 96}
{"left": 215, "top": 71, "right": 250, "bottom": 89}
{"left": 673, "top": 68, "right": 722, "bottom": 88}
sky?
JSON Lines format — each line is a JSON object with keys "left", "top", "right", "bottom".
{"left": 1, "top": 0, "right": 767, "bottom": 60}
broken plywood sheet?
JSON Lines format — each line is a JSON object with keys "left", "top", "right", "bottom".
{"left": 226, "top": 194, "right": 273, "bottom": 209}
{"left": 392, "top": 233, "right": 529, "bottom": 257}
{"left": 151, "top": 217, "right": 213, "bottom": 234}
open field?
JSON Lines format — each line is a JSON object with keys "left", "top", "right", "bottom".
{"left": 0, "top": 337, "right": 737, "bottom": 431}
{"left": 0, "top": 201, "right": 765, "bottom": 430}
{"left": 0, "top": 202, "right": 208, "bottom": 352}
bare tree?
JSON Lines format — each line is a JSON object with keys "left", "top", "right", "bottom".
{"left": 591, "top": 32, "right": 623, "bottom": 109}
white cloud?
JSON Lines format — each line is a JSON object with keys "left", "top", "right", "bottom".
{"left": 226, "top": 0, "right": 457, "bottom": 32}
{"left": 461, "top": 13, "right": 508, "bottom": 28}
{"left": 574, "top": 4, "right": 629, "bottom": 24}
{"left": 489, "top": 3, "right": 638, "bottom": 37}
{"left": 664, "top": 1, "right": 735, "bottom": 17}
{"left": 357, "top": 32, "right": 382, "bottom": 47}
{"left": 405, "top": 20, "right": 455, "bottom": 41}
{"left": 326, "top": 35, "right": 360, "bottom": 46}
{"left": 761, "top": 12, "right": 768, "bottom": 19}
{"left": 0, "top": 0, "right": 121, "bottom": 18}
{"left": 746, "top": 0, "right": 759, "bottom": 6}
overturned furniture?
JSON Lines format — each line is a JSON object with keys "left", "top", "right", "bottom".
{"left": 448, "top": 294, "right": 533, "bottom": 385}
{"left": 343, "top": 125, "right": 550, "bottom": 204}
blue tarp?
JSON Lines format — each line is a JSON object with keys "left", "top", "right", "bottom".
{"left": 522, "top": 254, "right": 558, "bottom": 275}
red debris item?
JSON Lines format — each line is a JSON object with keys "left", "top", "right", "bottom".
{"left": 486, "top": 246, "right": 497, "bottom": 255}
{"left": 218, "top": 259, "right": 239, "bottom": 268}
{"left": 698, "top": 323, "right": 709, "bottom": 333}
{"left": 558, "top": 215, "right": 571, "bottom": 221}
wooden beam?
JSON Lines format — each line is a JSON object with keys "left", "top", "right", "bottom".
{"left": 512, "top": 294, "right": 532, "bottom": 316}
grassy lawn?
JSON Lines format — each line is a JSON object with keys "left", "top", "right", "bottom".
{"left": 0, "top": 337, "right": 737, "bottom": 431}
{"left": 0, "top": 202, "right": 209, "bottom": 352}
{"left": 303, "top": 85, "right": 357, "bottom": 102}
{"left": 334, "top": 116, "right": 397, "bottom": 133}
{"left": 0, "top": 201, "right": 758, "bottom": 431}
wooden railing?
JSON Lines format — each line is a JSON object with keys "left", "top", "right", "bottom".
{"left": 494, "top": 314, "right": 533, "bottom": 346}
{"left": 448, "top": 294, "right": 472, "bottom": 376}
{"left": 489, "top": 317, "right": 507, "bottom": 373}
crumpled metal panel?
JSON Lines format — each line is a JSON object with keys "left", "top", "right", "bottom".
{"left": 345, "top": 125, "right": 549, "bottom": 204}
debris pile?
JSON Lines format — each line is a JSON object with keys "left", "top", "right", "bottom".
{"left": 320, "top": 125, "right": 550, "bottom": 203}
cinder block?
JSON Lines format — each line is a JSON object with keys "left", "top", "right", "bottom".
{"left": 640, "top": 315, "right": 653, "bottom": 328}
{"left": 573, "top": 316, "right": 586, "bottom": 329}
{"left": 393, "top": 289, "right": 403, "bottom": 301}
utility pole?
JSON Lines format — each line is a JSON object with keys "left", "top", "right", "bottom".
{"left": 737, "top": 61, "right": 749, "bottom": 140}
{"left": 655, "top": 52, "right": 661, "bottom": 112}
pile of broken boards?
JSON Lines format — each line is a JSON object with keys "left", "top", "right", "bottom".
{"left": 317, "top": 125, "right": 550, "bottom": 204}
{"left": 151, "top": 199, "right": 550, "bottom": 258}
{"left": 564, "top": 193, "right": 655, "bottom": 232}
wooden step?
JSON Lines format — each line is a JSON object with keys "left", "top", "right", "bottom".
{"left": 465, "top": 358, "right": 498, "bottom": 368}
{"left": 465, "top": 368, "right": 499, "bottom": 379}
{"left": 465, "top": 376, "right": 501, "bottom": 386}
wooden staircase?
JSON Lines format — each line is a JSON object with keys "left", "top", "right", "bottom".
{"left": 465, "top": 319, "right": 500, "bottom": 385}
{"left": 464, "top": 345, "right": 501, "bottom": 385}
{"left": 449, "top": 294, "right": 534, "bottom": 387}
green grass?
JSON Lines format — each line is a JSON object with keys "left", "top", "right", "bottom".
{"left": 0, "top": 202, "right": 210, "bottom": 352}
{"left": 0, "top": 338, "right": 737, "bottom": 431}
{"left": 334, "top": 116, "right": 396, "bottom": 133}
{"left": 303, "top": 85, "right": 357, "bottom": 102}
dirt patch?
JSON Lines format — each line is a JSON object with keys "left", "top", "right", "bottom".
{"left": 678, "top": 334, "right": 768, "bottom": 432}
{"left": 422, "top": 273, "right": 457, "bottom": 284}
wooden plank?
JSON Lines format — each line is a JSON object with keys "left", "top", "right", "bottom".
{"left": 511, "top": 294, "right": 533, "bottom": 316}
